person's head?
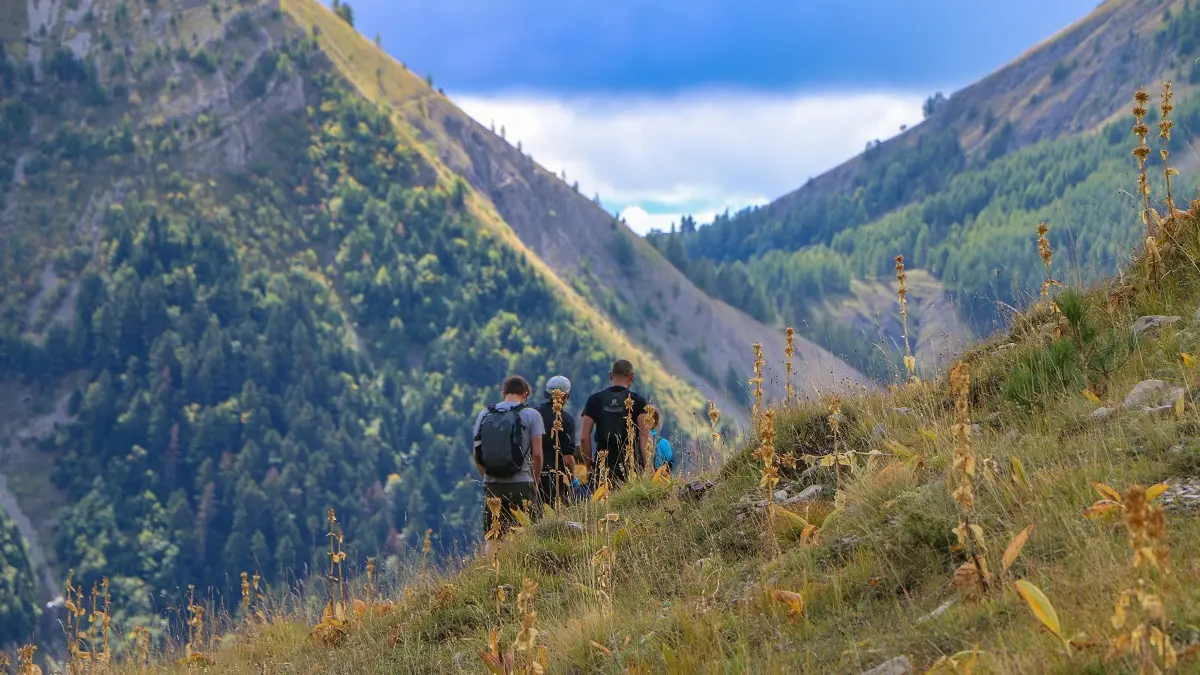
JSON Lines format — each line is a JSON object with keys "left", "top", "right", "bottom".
{"left": 609, "top": 359, "right": 635, "bottom": 388}
{"left": 502, "top": 375, "right": 532, "bottom": 402}
{"left": 544, "top": 375, "right": 571, "bottom": 401}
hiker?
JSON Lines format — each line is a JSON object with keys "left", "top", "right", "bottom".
{"left": 535, "top": 375, "right": 578, "bottom": 508}
{"left": 472, "top": 375, "right": 544, "bottom": 537}
{"left": 652, "top": 427, "right": 675, "bottom": 474}
{"left": 580, "top": 359, "right": 651, "bottom": 485}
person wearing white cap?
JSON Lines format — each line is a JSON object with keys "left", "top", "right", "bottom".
{"left": 534, "top": 375, "right": 578, "bottom": 507}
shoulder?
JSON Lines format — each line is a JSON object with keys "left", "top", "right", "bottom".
{"left": 520, "top": 407, "right": 544, "bottom": 427}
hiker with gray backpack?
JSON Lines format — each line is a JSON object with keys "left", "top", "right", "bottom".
{"left": 472, "top": 375, "right": 545, "bottom": 537}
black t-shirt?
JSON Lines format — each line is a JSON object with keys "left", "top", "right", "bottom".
{"left": 582, "top": 386, "right": 648, "bottom": 456}
{"left": 535, "top": 399, "right": 577, "bottom": 473}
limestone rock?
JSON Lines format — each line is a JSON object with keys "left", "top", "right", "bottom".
{"left": 917, "top": 600, "right": 955, "bottom": 623}
{"left": 1123, "top": 380, "right": 1171, "bottom": 409}
{"left": 1132, "top": 315, "right": 1181, "bottom": 335}
{"left": 862, "top": 655, "right": 913, "bottom": 675}
{"left": 783, "top": 485, "right": 823, "bottom": 504}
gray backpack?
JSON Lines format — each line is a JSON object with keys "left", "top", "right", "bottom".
{"left": 474, "top": 404, "right": 527, "bottom": 477}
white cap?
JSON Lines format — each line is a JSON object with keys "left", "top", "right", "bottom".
{"left": 545, "top": 375, "right": 571, "bottom": 397}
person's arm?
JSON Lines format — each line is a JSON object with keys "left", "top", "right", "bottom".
{"left": 472, "top": 411, "right": 486, "bottom": 477}
{"left": 580, "top": 415, "right": 594, "bottom": 468}
{"left": 636, "top": 412, "right": 652, "bottom": 473}
{"left": 528, "top": 409, "right": 545, "bottom": 480}
{"left": 531, "top": 434, "right": 543, "bottom": 481}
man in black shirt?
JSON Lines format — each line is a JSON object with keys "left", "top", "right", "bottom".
{"left": 581, "top": 359, "right": 650, "bottom": 485}
{"left": 534, "top": 375, "right": 578, "bottom": 508}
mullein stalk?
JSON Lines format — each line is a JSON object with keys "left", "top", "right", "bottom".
{"left": 1133, "top": 89, "right": 1154, "bottom": 234}
{"left": 1037, "top": 222, "right": 1057, "bottom": 299}
{"left": 550, "top": 389, "right": 567, "bottom": 506}
{"left": 708, "top": 400, "right": 720, "bottom": 446}
{"left": 828, "top": 396, "right": 844, "bottom": 488}
{"left": 895, "top": 256, "right": 916, "bottom": 383}
{"left": 950, "top": 361, "right": 989, "bottom": 595}
{"left": 751, "top": 342, "right": 765, "bottom": 421}
{"left": 1159, "top": 81, "right": 1176, "bottom": 218}
{"left": 784, "top": 327, "right": 796, "bottom": 403}
{"left": 755, "top": 409, "right": 778, "bottom": 500}
{"left": 623, "top": 393, "right": 637, "bottom": 476}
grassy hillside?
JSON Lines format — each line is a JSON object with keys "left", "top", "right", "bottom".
{"left": 70, "top": 154, "right": 1200, "bottom": 674}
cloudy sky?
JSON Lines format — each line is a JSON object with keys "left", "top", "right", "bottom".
{"left": 339, "top": 0, "right": 1099, "bottom": 234}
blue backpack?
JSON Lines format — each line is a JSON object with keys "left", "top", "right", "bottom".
{"left": 653, "top": 435, "right": 674, "bottom": 471}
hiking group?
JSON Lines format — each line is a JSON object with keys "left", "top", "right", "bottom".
{"left": 471, "top": 359, "right": 675, "bottom": 537}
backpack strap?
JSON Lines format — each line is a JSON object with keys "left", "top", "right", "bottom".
{"left": 509, "top": 404, "right": 527, "bottom": 467}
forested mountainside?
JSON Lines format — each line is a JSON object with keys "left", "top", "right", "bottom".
{"left": 277, "top": 0, "right": 862, "bottom": 411}
{"left": 651, "top": 0, "right": 1200, "bottom": 374}
{"left": 0, "top": 0, "right": 858, "bottom": 648}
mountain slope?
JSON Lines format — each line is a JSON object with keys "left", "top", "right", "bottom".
{"left": 279, "top": 0, "right": 866, "bottom": 416}
{"left": 0, "top": 0, "right": 858, "bottom": 652}
{"left": 657, "top": 0, "right": 1199, "bottom": 365}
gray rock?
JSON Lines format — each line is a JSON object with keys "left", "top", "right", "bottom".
{"left": 1142, "top": 404, "right": 1175, "bottom": 417}
{"left": 917, "top": 600, "right": 955, "bottom": 623}
{"left": 1004, "top": 429, "right": 1020, "bottom": 442}
{"left": 799, "top": 465, "right": 821, "bottom": 482}
{"left": 829, "top": 412, "right": 848, "bottom": 425}
{"left": 862, "top": 655, "right": 913, "bottom": 675}
{"left": 1090, "top": 407, "right": 1117, "bottom": 421}
{"left": 752, "top": 499, "right": 769, "bottom": 509}
{"left": 872, "top": 423, "right": 888, "bottom": 439}
{"left": 984, "top": 411, "right": 1003, "bottom": 427}
{"left": 565, "top": 521, "right": 585, "bottom": 533}
{"left": 695, "top": 558, "right": 714, "bottom": 569}
{"left": 1123, "top": 380, "right": 1171, "bottom": 409}
{"left": 1132, "top": 315, "right": 1182, "bottom": 335}
{"left": 969, "top": 423, "right": 983, "bottom": 436}
{"left": 784, "top": 485, "right": 823, "bottom": 504}
{"left": 773, "top": 489, "right": 789, "bottom": 501}
{"left": 890, "top": 407, "right": 912, "bottom": 415}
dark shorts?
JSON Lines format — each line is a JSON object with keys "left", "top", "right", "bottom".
{"left": 482, "top": 482, "right": 538, "bottom": 536}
